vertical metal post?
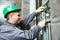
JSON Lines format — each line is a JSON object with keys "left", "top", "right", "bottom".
{"left": 36, "top": 0, "right": 42, "bottom": 40}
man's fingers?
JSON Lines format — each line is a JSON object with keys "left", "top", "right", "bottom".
{"left": 35, "top": 6, "right": 46, "bottom": 13}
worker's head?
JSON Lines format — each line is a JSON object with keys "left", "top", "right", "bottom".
{"left": 3, "top": 4, "right": 21, "bottom": 25}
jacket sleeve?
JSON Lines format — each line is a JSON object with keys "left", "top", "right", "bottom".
{"left": 24, "top": 26, "right": 41, "bottom": 39}
{"left": 22, "top": 12, "right": 36, "bottom": 26}
{"left": 18, "top": 12, "right": 36, "bottom": 27}
{"left": 0, "top": 26, "right": 41, "bottom": 40}
{"left": 13, "top": 26, "right": 41, "bottom": 40}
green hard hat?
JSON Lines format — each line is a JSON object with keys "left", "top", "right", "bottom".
{"left": 3, "top": 4, "right": 21, "bottom": 18}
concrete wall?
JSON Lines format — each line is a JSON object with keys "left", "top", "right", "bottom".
{"left": 50, "top": 0, "right": 60, "bottom": 40}
{"left": 21, "top": 0, "right": 30, "bottom": 18}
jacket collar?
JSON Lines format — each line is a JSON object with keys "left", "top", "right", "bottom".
{"left": 3, "top": 20, "right": 21, "bottom": 29}
{"left": 3, "top": 20, "right": 16, "bottom": 27}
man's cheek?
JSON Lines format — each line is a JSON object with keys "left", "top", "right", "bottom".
{"left": 12, "top": 16, "right": 15, "bottom": 19}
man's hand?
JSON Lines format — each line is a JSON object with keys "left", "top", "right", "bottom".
{"left": 38, "top": 19, "right": 50, "bottom": 29}
{"left": 38, "top": 19, "right": 45, "bottom": 29}
{"left": 35, "top": 6, "right": 46, "bottom": 14}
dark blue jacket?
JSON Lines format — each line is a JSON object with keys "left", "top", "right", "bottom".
{"left": 0, "top": 12, "right": 41, "bottom": 40}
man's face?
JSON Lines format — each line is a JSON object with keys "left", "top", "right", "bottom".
{"left": 11, "top": 11, "right": 22, "bottom": 24}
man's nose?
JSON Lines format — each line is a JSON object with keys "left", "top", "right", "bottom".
{"left": 19, "top": 17, "right": 21, "bottom": 19}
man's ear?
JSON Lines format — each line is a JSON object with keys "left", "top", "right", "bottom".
{"left": 11, "top": 13, "right": 15, "bottom": 19}
{"left": 9, "top": 13, "right": 14, "bottom": 18}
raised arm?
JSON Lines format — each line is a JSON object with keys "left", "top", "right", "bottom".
{"left": 18, "top": 6, "right": 46, "bottom": 27}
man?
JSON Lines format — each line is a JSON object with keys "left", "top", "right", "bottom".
{"left": 0, "top": 4, "right": 46, "bottom": 40}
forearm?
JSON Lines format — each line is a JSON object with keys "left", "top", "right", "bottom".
{"left": 22, "top": 12, "right": 36, "bottom": 26}
{"left": 24, "top": 26, "right": 41, "bottom": 39}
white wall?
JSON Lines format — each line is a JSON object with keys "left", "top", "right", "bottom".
{"left": 30, "top": 0, "right": 36, "bottom": 14}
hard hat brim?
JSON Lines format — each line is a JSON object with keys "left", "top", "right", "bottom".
{"left": 5, "top": 9, "right": 21, "bottom": 18}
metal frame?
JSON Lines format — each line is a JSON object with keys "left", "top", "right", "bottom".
{"left": 36, "top": 0, "right": 52, "bottom": 40}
